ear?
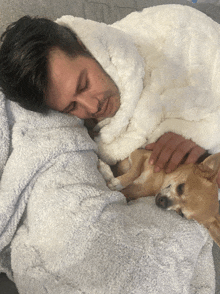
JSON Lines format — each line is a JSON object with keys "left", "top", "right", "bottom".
{"left": 206, "top": 215, "right": 220, "bottom": 248}
{"left": 197, "top": 153, "right": 220, "bottom": 182}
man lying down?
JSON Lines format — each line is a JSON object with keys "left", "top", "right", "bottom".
{"left": 0, "top": 4, "right": 219, "bottom": 294}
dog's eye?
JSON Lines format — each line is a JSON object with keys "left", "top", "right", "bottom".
{"left": 176, "top": 183, "right": 185, "bottom": 196}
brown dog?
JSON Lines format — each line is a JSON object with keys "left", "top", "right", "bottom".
{"left": 106, "top": 149, "right": 220, "bottom": 247}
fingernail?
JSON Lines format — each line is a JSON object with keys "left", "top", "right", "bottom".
{"left": 154, "top": 166, "right": 161, "bottom": 173}
{"left": 149, "top": 159, "right": 154, "bottom": 165}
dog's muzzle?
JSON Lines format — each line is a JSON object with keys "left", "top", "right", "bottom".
{"left": 155, "top": 193, "right": 170, "bottom": 209}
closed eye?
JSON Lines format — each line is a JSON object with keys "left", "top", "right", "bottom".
{"left": 176, "top": 183, "right": 185, "bottom": 196}
{"left": 77, "top": 70, "right": 89, "bottom": 93}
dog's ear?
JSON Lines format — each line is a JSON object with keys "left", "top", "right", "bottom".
{"left": 196, "top": 153, "right": 220, "bottom": 183}
{"left": 205, "top": 215, "right": 220, "bottom": 248}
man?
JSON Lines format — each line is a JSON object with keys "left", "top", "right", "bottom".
{"left": 0, "top": 15, "right": 209, "bottom": 174}
{"left": 0, "top": 9, "right": 218, "bottom": 293}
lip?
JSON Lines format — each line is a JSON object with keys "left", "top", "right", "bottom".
{"left": 96, "top": 96, "right": 111, "bottom": 119}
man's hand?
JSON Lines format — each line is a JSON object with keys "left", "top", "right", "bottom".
{"left": 145, "top": 132, "right": 206, "bottom": 173}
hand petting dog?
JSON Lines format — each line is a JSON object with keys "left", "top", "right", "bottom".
{"left": 99, "top": 131, "right": 220, "bottom": 246}
{"left": 145, "top": 132, "right": 220, "bottom": 187}
{"left": 145, "top": 132, "right": 206, "bottom": 173}
{"left": 105, "top": 148, "right": 220, "bottom": 247}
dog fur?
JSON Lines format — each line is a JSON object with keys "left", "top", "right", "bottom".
{"left": 102, "top": 149, "right": 220, "bottom": 247}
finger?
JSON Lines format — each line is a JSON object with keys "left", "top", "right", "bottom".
{"left": 184, "top": 146, "right": 206, "bottom": 164}
{"left": 153, "top": 134, "right": 186, "bottom": 171}
{"left": 145, "top": 143, "right": 155, "bottom": 150}
{"left": 165, "top": 140, "right": 197, "bottom": 173}
{"left": 149, "top": 132, "right": 175, "bottom": 165}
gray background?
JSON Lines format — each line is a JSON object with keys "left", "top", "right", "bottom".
{"left": 1, "top": 0, "right": 220, "bottom": 36}
{"left": 0, "top": 0, "right": 220, "bottom": 293}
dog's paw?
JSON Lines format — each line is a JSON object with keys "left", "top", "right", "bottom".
{"left": 107, "top": 178, "right": 124, "bottom": 191}
{"left": 98, "top": 159, "right": 114, "bottom": 182}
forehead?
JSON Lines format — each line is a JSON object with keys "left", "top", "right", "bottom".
{"left": 48, "top": 48, "right": 83, "bottom": 78}
{"left": 46, "top": 48, "right": 88, "bottom": 108}
{"left": 163, "top": 164, "right": 193, "bottom": 187}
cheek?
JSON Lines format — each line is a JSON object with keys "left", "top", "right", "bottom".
{"left": 90, "top": 68, "right": 107, "bottom": 88}
{"left": 92, "top": 67, "right": 116, "bottom": 91}
{"left": 71, "top": 108, "right": 89, "bottom": 119}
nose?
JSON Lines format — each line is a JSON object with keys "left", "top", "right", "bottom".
{"left": 155, "top": 193, "right": 168, "bottom": 209}
{"left": 77, "top": 93, "right": 100, "bottom": 114}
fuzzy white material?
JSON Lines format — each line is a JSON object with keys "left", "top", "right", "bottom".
{"left": 1, "top": 94, "right": 214, "bottom": 293}
{"left": 0, "top": 5, "right": 217, "bottom": 294}
{"left": 58, "top": 5, "right": 220, "bottom": 165}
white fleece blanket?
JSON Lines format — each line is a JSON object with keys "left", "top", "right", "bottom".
{"left": 0, "top": 4, "right": 218, "bottom": 294}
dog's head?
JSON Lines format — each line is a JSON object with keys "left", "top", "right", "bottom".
{"left": 155, "top": 153, "right": 220, "bottom": 246}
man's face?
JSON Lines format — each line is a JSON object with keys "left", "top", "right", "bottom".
{"left": 46, "top": 48, "right": 120, "bottom": 121}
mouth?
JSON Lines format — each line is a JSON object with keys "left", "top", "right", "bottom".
{"left": 95, "top": 95, "right": 111, "bottom": 120}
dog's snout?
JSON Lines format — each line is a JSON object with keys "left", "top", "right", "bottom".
{"left": 156, "top": 193, "right": 168, "bottom": 209}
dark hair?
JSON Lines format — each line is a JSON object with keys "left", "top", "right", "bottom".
{"left": 0, "top": 16, "right": 90, "bottom": 113}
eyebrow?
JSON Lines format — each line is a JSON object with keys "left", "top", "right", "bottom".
{"left": 62, "top": 69, "right": 87, "bottom": 113}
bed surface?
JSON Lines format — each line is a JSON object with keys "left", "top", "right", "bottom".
{"left": 1, "top": 0, "right": 220, "bottom": 36}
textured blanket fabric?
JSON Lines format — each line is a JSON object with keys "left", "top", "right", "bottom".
{"left": 0, "top": 4, "right": 218, "bottom": 294}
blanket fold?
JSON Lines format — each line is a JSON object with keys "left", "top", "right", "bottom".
{"left": 0, "top": 95, "right": 97, "bottom": 252}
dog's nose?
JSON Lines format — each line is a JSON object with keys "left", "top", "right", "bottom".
{"left": 155, "top": 193, "right": 168, "bottom": 209}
